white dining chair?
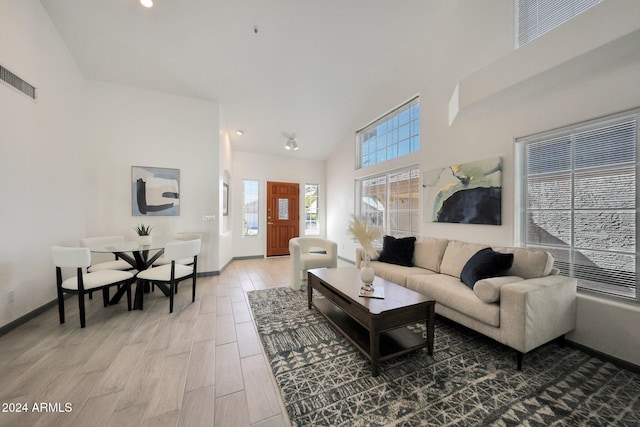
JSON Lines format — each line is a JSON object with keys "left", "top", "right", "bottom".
{"left": 51, "top": 246, "right": 136, "bottom": 328}
{"left": 152, "top": 232, "right": 202, "bottom": 266}
{"left": 136, "top": 239, "right": 201, "bottom": 313}
{"left": 80, "top": 235, "right": 133, "bottom": 272}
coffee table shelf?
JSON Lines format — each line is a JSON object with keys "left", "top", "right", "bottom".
{"left": 308, "top": 267, "right": 435, "bottom": 377}
{"left": 313, "top": 297, "right": 429, "bottom": 362}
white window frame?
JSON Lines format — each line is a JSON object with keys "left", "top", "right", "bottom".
{"left": 304, "top": 183, "right": 320, "bottom": 236}
{"left": 515, "top": 109, "right": 639, "bottom": 302}
{"left": 356, "top": 165, "right": 421, "bottom": 239}
{"left": 515, "top": 0, "right": 603, "bottom": 48}
{"left": 356, "top": 97, "right": 420, "bottom": 169}
{"left": 242, "top": 179, "right": 260, "bottom": 237}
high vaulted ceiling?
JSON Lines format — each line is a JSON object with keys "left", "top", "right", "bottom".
{"left": 39, "top": 0, "right": 430, "bottom": 160}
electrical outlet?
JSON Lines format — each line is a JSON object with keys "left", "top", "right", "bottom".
{"left": 202, "top": 214, "right": 216, "bottom": 221}
{"left": 7, "top": 289, "right": 14, "bottom": 304}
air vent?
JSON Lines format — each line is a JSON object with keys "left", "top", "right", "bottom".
{"left": 0, "top": 64, "right": 36, "bottom": 100}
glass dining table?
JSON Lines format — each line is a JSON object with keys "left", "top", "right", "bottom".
{"left": 91, "top": 238, "right": 174, "bottom": 309}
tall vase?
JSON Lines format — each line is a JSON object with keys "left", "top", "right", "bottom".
{"left": 360, "top": 252, "right": 375, "bottom": 287}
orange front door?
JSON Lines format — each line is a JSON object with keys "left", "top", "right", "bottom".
{"left": 266, "top": 181, "right": 299, "bottom": 256}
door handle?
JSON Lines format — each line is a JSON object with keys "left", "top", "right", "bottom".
{"left": 267, "top": 222, "right": 274, "bottom": 225}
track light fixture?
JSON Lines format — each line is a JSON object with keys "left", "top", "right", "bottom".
{"left": 285, "top": 138, "right": 299, "bottom": 151}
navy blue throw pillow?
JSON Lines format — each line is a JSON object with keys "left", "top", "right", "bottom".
{"left": 460, "top": 248, "right": 514, "bottom": 289}
{"left": 377, "top": 235, "right": 416, "bottom": 267}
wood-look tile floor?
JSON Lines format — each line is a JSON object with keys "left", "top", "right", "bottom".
{"left": 0, "top": 257, "right": 299, "bottom": 427}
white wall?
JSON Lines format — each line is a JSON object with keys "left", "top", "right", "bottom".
{"left": 327, "top": 0, "right": 640, "bottom": 365}
{"left": 218, "top": 116, "right": 234, "bottom": 270}
{"left": 573, "top": 295, "right": 640, "bottom": 365}
{"left": 327, "top": 1, "right": 516, "bottom": 258}
{"left": 84, "top": 81, "right": 221, "bottom": 273}
{"left": 232, "top": 151, "right": 326, "bottom": 258}
{"left": 0, "top": 0, "right": 86, "bottom": 327}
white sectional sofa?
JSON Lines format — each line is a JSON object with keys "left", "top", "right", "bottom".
{"left": 356, "top": 237, "right": 577, "bottom": 369}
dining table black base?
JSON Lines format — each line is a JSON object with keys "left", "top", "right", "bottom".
{"left": 133, "top": 280, "right": 171, "bottom": 310}
{"left": 107, "top": 279, "right": 171, "bottom": 309}
{"left": 116, "top": 249, "right": 164, "bottom": 272}
{"left": 106, "top": 248, "right": 167, "bottom": 309}
{"left": 91, "top": 240, "right": 174, "bottom": 311}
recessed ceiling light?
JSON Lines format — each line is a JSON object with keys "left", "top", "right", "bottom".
{"left": 140, "top": 0, "right": 153, "bottom": 8}
{"left": 236, "top": 130, "right": 244, "bottom": 136}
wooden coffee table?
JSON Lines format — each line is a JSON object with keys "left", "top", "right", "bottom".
{"left": 308, "top": 266, "right": 435, "bottom": 377}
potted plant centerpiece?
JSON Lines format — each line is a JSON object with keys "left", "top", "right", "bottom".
{"left": 348, "top": 215, "right": 382, "bottom": 289}
{"left": 134, "top": 224, "right": 153, "bottom": 245}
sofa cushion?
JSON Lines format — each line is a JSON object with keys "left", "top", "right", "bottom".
{"left": 439, "top": 240, "right": 489, "bottom": 278}
{"left": 493, "top": 246, "right": 555, "bottom": 279}
{"left": 473, "top": 275, "right": 523, "bottom": 303}
{"left": 369, "top": 260, "right": 434, "bottom": 286}
{"left": 413, "top": 237, "right": 449, "bottom": 272}
{"left": 460, "top": 248, "right": 514, "bottom": 289}
{"left": 407, "top": 274, "right": 500, "bottom": 327}
{"left": 378, "top": 235, "right": 416, "bottom": 267}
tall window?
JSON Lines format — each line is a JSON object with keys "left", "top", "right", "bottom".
{"left": 242, "top": 179, "right": 259, "bottom": 236}
{"left": 305, "top": 184, "right": 320, "bottom": 235}
{"left": 516, "top": 0, "right": 603, "bottom": 47}
{"left": 515, "top": 110, "right": 638, "bottom": 301}
{"left": 357, "top": 166, "right": 420, "bottom": 238}
{"left": 357, "top": 97, "right": 420, "bottom": 169}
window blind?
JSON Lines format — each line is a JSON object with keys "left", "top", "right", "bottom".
{"left": 516, "top": 111, "right": 639, "bottom": 301}
{"left": 515, "top": 0, "right": 603, "bottom": 47}
{"left": 357, "top": 166, "right": 420, "bottom": 238}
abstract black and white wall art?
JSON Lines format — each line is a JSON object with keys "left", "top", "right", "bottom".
{"left": 132, "top": 166, "right": 180, "bottom": 216}
{"left": 423, "top": 157, "right": 502, "bottom": 225}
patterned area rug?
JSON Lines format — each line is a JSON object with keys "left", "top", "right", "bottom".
{"left": 248, "top": 287, "right": 640, "bottom": 427}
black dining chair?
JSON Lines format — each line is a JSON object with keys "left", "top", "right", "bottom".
{"left": 136, "top": 239, "right": 201, "bottom": 313}
{"left": 51, "top": 246, "right": 136, "bottom": 328}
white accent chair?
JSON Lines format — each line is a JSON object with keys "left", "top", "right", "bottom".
{"left": 136, "top": 239, "right": 201, "bottom": 313}
{"left": 80, "top": 235, "right": 132, "bottom": 272}
{"left": 289, "top": 237, "right": 338, "bottom": 291}
{"left": 51, "top": 246, "right": 135, "bottom": 328}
